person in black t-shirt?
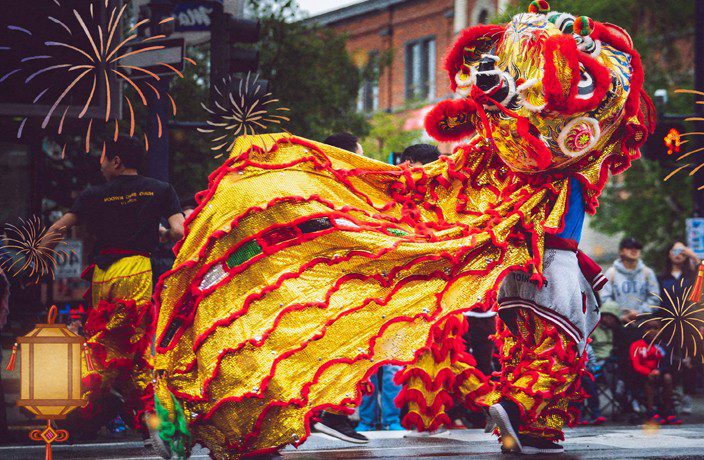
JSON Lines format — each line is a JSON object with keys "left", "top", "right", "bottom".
{"left": 43, "top": 136, "right": 184, "bottom": 436}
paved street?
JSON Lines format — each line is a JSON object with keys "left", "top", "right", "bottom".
{"left": 1, "top": 424, "right": 703, "bottom": 459}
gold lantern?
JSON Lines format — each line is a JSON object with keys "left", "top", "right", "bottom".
{"left": 5, "top": 305, "right": 86, "bottom": 459}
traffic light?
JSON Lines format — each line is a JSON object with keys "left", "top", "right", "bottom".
{"left": 641, "top": 119, "right": 686, "bottom": 167}
{"left": 210, "top": 6, "right": 261, "bottom": 96}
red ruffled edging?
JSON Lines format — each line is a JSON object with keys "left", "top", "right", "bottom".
{"left": 394, "top": 315, "right": 494, "bottom": 432}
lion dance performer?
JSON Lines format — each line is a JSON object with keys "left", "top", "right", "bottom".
{"left": 45, "top": 136, "right": 185, "bottom": 434}
{"left": 151, "top": 2, "right": 652, "bottom": 457}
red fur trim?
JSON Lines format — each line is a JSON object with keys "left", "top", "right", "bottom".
{"left": 492, "top": 315, "right": 588, "bottom": 441}
{"left": 515, "top": 118, "right": 552, "bottom": 169}
{"left": 152, "top": 136, "right": 576, "bottom": 455}
{"left": 424, "top": 98, "right": 478, "bottom": 142}
{"left": 444, "top": 24, "right": 506, "bottom": 91}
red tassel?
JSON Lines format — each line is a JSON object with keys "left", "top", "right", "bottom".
{"left": 6, "top": 343, "right": 17, "bottom": 371}
{"left": 688, "top": 263, "right": 704, "bottom": 303}
{"left": 83, "top": 343, "right": 95, "bottom": 371}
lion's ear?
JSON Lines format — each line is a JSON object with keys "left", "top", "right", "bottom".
{"left": 598, "top": 23, "right": 633, "bottom": 49}
{"left": 424, "top": 98, "right": 478, "bottom": 142}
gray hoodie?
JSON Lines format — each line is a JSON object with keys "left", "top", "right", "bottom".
{"left": 601, "top": 259, "right": 660, "bottom": 314}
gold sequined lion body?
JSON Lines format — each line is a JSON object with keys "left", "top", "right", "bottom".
{"left": 152, "top": 6, "right": 652, "bottom": 458}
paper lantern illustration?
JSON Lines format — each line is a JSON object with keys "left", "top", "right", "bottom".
{"left": 5, "top": 305, "right": 86, "bottom": 459}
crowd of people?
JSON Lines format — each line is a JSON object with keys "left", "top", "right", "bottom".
{"left": 0, "top": 132, "right": 702, "bottom": 446}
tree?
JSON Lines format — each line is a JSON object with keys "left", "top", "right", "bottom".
{"left": 360, "top": 112, "right": 424, "bottom": 163}
{"left": 249, "top": 0, "right": 369, "bottom": 141}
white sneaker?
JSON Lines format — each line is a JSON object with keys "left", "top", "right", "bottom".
{"left": 681, "top": 395, "right": 693, "bottom": 415}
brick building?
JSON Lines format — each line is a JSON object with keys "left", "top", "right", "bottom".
{"left": 307, "top": 0, "right": 511, "bottom": 131}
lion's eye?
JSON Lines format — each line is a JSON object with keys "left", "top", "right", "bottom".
{"left": 577, "top": 68, "right": 595, "bottom": 99}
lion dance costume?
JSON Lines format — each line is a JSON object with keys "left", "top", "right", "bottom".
{"left": 152, "top": 2, "right": 652, "bottom": 457}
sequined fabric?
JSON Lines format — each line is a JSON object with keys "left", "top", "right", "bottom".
{"left": 82, "top": 255, "right": 155, "bottom": 427}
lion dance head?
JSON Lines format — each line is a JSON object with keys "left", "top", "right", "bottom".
{"left": 425, "top": 0, "right": 655, "bottom": 174}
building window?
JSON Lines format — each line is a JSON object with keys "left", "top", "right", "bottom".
{"left": 405, "top": 37, "right": 436, "bottom": 101}
{"left": 358, "top": 51, "right": 380, "bottom": 113}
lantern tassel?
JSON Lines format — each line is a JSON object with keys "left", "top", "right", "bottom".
{"left": 5, "top": 343, "right": 17, "bottom": 371}
{"left": 83, "top": 343, "right": 95, "bottom": 371}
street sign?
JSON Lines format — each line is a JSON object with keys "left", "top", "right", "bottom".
{"left": 55, "top": 240, "right": 83, "bottom": 279}
{"left": 120, "top": 38, "right": 186, "bottom": 79}
{"left": 687, "top": 218, "right": 704, "bottom": 259}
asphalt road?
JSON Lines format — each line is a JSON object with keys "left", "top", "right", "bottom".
{"left": 1, "top": 424, "right": 703, "bottom": 459}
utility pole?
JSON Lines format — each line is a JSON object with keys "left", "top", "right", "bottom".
{"left": 142, "top": 0, "right": 175, "bottom": 183}
{"left": 694, "top": 0, "right": 704, "bottom": 216}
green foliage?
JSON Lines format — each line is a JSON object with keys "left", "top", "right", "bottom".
{"left": 360, "top": 112, "right": 424, "bottom": 162}
{"left": 166, "top": 0, "right": 370, "bottom": 197}
{"left": 590, "top": 159, "right": 693, "bottom": 268}
{"left": 249, "top": 0, "right": 369, "bottom": 141}
{"left": 167, "top": 48, "right": 220, "bottom": 198}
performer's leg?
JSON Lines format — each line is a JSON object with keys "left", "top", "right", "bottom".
{"left": 380, "top": 365, "right": 403, "bottom": 429}
{"left": 82, "top": 256, "right": 154, "bottom": 427}
{"left": 357, "top": 372, "right": 380, "bottom": 430}
{"left": 485, "top": 309, "right": 586, "bottom": 443}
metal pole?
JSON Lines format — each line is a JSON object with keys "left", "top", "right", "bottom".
{"left": 209, "top": 2, "right": 226, "bottom": 104}
{"left": 142, "top": 0, "right": 174, "bottom": 182}
{"left": 693, "top": 0, "right": 704, "bottom": 215}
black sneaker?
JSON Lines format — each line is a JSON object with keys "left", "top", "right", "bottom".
{"left": 313, "top": 412, "right": 370, "bottom": 444}
{"left": 489, "top": 400, "right": 523, "bottom": 453}
{"left": 515, "top": 435, "right": 564, "bottom": 455}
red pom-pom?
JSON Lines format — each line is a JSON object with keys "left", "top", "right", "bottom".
{"left": 528, "top": 0, "right": 550, "bottom": 14}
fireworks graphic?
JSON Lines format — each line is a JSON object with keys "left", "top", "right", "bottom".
{"left": 198, "top": 73, "right": 290, "bottom": 158}
{"left": 663, "top": 89, "right": 704, "bottom": 184}
{"left": 0, "top": 0, "right": 192, "bottom": 155}
{"left": 635, "top": 280, "right": 704, "bottom": 365}
{"left": 0, "top": 216, "right": 74, "bottom": 283}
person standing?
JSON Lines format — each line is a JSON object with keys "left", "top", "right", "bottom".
{"left": 0, "top": 263, "right": 9, "bottom": 443}
{"left": 657, "top": 241, "right": 700, "bottom": 414}
{"left": 43, "top": 136, "right": 184, "bottom": 433}
{"left": 601, "top": 237, "right": 660, "bottom": 322}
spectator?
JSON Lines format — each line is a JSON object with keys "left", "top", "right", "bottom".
{"left": 400, "top": 144, "right": 441, "bottom": 165}
{"left": 591, "top": 300, "right": 620, "bottom": 362}
{"left": 324, "top": 132, "right": 364, "bottom": 155}
{"left": 657, "top": 241, "right": 700, "bottom": 415}
{"left": 579, "top": 344, "right": 606, "bottom": 425}
{"left": 601, "top": 237, "right": 659, "bottom": 322}
{"left": 0, "top": 264, "right": 9, "bottom": 443}
{"left": 357, "top": 366, "right": 404, "bottom": 431}
{"left": 630, "top": 318, "right": 680, "bottom": 425}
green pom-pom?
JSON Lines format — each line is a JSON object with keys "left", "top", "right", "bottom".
{"left": 573, "top": 16, "right": 594, "bottom": 36}
{"left": 528, "top": 0, "right": 550, "bottom": 14}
